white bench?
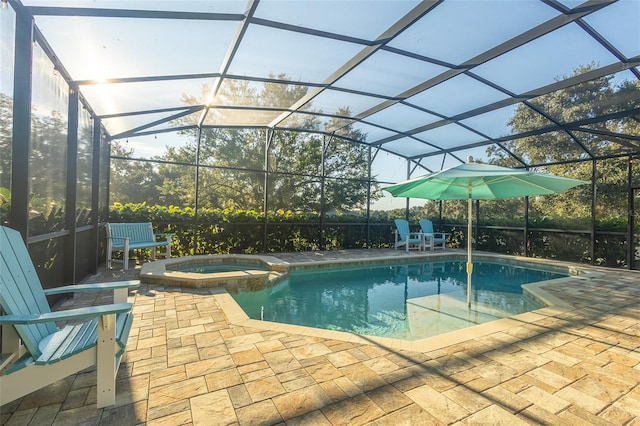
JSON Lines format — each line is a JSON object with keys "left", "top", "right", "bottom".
{"left": 106, "top": 222, "right": 172, "bottom": 269}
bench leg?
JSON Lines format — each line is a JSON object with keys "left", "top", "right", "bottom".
{"left": 123, "top": 240, "right": 129, "bottom": 270}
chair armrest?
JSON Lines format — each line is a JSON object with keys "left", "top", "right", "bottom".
{"left": 0, "top": 303, "right": 133, "bottom": 325}
{"left": 43, "top": 280, "right": 140, "bottom": 296}
{"left": 154, "top": 233, "right": 173, "bottom": 241}
{"left": 425, "top": 232, "right": 447, "bottom": 238}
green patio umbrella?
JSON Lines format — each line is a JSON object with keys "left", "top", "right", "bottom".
{"left": 384, "top": 158, "right": 588, "bottom": 307}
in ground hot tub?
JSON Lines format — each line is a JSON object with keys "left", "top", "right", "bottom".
{"left": 140, "top": 254, "right": 288, "bottom": 290}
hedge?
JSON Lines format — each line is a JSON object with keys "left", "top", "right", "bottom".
{"left": 108, "top": 203, "right": 630, "bottom": 267}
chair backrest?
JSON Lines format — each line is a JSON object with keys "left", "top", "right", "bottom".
{"left": 394, "top": 219, "right": 411, "bottom": 241}
{"left": 419, "top": 219, "right": 434, "bottom": 234}
{"left": 107, "top": 222, "right": 155, "bottom": 244}
{"left": 0, "top": 226, "right": 57, "bottom": 356}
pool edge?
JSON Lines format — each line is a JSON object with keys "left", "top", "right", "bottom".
{"left": 210, "top": 252, "right": 586, "bottom": 353}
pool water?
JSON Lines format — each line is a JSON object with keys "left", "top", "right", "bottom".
{"left": 230, "top": 260, "right": 567, "bottom": 340}
{"left": 172, "top": 262, "right": 270, "bottom": 274}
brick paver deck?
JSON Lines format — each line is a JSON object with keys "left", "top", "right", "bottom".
{"left": 2, "top": 249, "right": 639, "bottom": 425}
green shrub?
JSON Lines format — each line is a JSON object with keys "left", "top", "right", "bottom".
{"left": 108, "top": 203, "right": 629, "bottom": 267}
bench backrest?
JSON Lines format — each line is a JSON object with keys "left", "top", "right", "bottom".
{"left": 0, "top": 226, "right": 57, "bottom": 357}
{"left": 107, "top": 222, "right": 155, "bottom": 243}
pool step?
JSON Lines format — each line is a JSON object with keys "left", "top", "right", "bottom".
{"left": 406, "top": 291, "right": 527, "bottom": 339}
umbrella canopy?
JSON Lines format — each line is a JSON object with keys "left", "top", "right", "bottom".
{"left": 384, "top": 162, "right": 588, "bottom": 201}
{"left": 384, "top": 160, "right": 588, "bottom": 307}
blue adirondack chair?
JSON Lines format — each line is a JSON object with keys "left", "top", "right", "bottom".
{"left": 393, "top": 219, "right": 424, "bottom": 252}
{"left": 0, "top": 226, "right": 139, "bottom": 408}
{"left": 419, "top": 219, "right": 447, "bottom": 250}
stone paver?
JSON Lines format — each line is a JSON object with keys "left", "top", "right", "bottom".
{"left": 2, "top": 249, "right": 640, "bottom": 425}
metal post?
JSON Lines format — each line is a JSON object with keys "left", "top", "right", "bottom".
{"left": 105, "top": 135, "right": 111, "bottom": 218}
{"left": 627, "top": 156, "right": 634, "bottom": 269}
{"left": 90, "top": 118, "right": 101, "bottom": 274}
{"left": 9, "top": 9, "right": 33, "bottom": 239}
{"left": 366, "top": 146, "right": 372, "bottom": 248}
{"left": 65, "top": 86, "right": 79, "bottom": 284}
{"left": 467, "top": 186, "right": 473, "bottom": 308}
{"left": 405, "top": 161, "right": 410, "bottom": 221}
{"left": 590, "top": 160, "right": 596, "bottom": 265}
{"left": 524, "top": 196, "right": 529, "bottom": 257}
{"left": 263, "top": 129, "right": 273, "bottom": 252}
{"left": 319, "top": 137, "right": 330, "bottom": 250}
{"left": 193, "top": 127, "right": 202, "bottom": 254}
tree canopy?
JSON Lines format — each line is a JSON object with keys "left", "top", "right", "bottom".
{"left": 416, "top": 66, "right": 640, "bottom": 224}
{"left": 110, "top": 76, "right": 378, "bottom": 213}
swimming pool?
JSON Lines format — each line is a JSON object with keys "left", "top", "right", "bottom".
{"left": 229, "top": 260, "right": 568, "bottom": 340}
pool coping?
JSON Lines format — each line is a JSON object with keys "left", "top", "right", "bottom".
{"left": 205, "top": 252, "right": 601, "bottom": 353}
{"left": 140, "top": 254, "right": 290, "bottom": 289}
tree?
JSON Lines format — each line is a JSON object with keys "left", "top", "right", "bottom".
{"left": 487, "top": 65, "right": 640, "bottom": 221}
{"left": 109, "top": 141, "right": 163, "bottom": 205}
{"left": 166, "top": 76, "right": 377, "bottom": 212}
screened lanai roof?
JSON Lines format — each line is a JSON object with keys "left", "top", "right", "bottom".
{"left": 18, "top": 0, "right": 640, "bottom": 171}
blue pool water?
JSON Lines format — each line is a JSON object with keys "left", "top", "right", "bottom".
{"left": 172, "top": 262, "right": 270, "bottom": 273}
{"left": 230, "top": 260, "right": 567, "bottom": 340}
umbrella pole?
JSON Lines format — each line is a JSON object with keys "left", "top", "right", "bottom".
{"left": 467, "top": 193, "right": 473, "bottom": 308}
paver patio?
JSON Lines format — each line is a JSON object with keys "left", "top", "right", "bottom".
{"left": 2, "top": 249, "right": 639, "bottom": 425}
